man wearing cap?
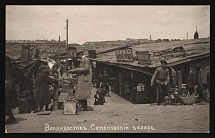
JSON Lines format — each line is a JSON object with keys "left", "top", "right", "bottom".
{"left": 150, "top": 60, "right": 170, "bottom": 105}
{"left": 68, "top": 50, "right": 92, "bottom": 111}
{"left": 5, "top": 55, "right": 21, "bottom": 123}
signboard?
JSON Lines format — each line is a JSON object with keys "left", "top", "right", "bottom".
{"left": 88, "top": 50, "right": 96, "bottom": 58}
{"left": 136, "top": 51, "right": 151, "bottom": 65}
{"left": 115, "top": 48, "right": 133, "bottom": 62}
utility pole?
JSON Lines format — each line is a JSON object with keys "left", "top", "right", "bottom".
{"left": 66, "top": 19, "right": 69, "bottom": 75}
{"left": 187, "top": 32, "right": 191, "bottom": 40}
{"left": 187, "top": 32, "right": 188, "bottom": 40}
{"left": 58, "top": 35, "right": 60, "bottom": 62}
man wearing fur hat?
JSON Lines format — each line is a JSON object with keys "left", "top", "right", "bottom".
{"left": 68, "top": 50, "right": 92, "bottom": 111}
{"left": 150, "top": 60, "right": 170, "bottom": 105}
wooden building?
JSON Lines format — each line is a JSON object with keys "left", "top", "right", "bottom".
{"left": 89, "top": 37, "right": 210, "bottom": 104}
{"left": 6, "top": 45, "right": 49, "bottom": 105}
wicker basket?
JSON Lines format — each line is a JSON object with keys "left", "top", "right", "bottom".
{"left": 179, "top": 92, "right": 197, "bottom": 105}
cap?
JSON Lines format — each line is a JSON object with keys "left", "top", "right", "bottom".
{"left": 76, "top": 50, "right": 84, "bottom": 56}
{"left": 160, "top": 60, "right": 167, "bottom": 64}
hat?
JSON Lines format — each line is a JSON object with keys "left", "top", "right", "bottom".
{"left": 160, "top": 60, "right": 167, "bottom": 64}
{"left": 76, "top": 50, "right": 84, "bottom": 55}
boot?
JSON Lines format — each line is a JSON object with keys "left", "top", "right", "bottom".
{"left": 39, "top": 105, "right": 43, "bottom": 112}
{"left": 45, "top": 104, "right": 50, "bottom": 111}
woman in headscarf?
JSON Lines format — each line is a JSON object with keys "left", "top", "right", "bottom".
{"left": 35, "top": 65, "right": 58, "bottom": 112}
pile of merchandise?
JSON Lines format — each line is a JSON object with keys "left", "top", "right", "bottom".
{"left": 64, "top": 96, "right": 78, "bottom": 103}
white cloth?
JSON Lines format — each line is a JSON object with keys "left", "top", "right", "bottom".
{"left": 48, "top": 62, "right": 55, "bottom": 69}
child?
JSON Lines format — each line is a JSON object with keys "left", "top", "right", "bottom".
{"left": 19, "top": 94, "right": 30, "bottom": 114}
{"left": 94, "top": 83, "right": 107, "bottom": 105}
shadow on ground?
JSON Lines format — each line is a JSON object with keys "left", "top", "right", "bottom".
{"left": 5, "top": 118, "right": 28, "bottom": 125}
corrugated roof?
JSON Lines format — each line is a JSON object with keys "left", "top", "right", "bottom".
{"left": 90, "top": 38, "right": 210, "bottom": 68}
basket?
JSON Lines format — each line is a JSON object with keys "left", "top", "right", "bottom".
{"left": 179, "top": 92, "right": 196, "bottom": 105}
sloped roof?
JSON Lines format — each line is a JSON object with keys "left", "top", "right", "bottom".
{"left": 90, "top": 38, "right": 210, "bottom": 69}
{"left": 96, "top": 45, "right": 131, "bottom": 54}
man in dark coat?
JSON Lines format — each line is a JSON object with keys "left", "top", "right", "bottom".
{"left": 186, "top": 65, "right": 203, "bottom": 95}
{"left": 36, "top": 65, "right": 58, "bottom": 112}
{"left": 5, "top": 55, "right": 20, "bottom": 123}
{"left": 68, "top": 50, "right": 92, "bottom": 111}
{"left": 102, "top": 71, "right": 111, "bottom": 97}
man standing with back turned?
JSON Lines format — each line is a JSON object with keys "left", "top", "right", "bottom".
{"left": 150, "top": 60, "right": 169, "bottom": 105}
{"left": 68, "top": 50, "right": 92, "bottom": 111}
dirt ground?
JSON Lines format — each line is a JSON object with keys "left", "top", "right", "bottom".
{"left": 5, "top": 86, "right": 209, "bottom": 133}
{"left": 5, "top": 73, "right": 210, "bottom": 133}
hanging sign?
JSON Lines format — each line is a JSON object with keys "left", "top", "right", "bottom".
{"left": 115, "top": 48, "right": 133, "bottom": 62}
{"left": 136, "top": 51, "right": 151, "bottom": 65}
{"left": 88, "top": 50, "right": 96, "bottom": 58}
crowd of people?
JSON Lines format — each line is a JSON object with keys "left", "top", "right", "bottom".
{"left": 150, "top": 60, "right": 210, "bottom": 106}
{"left": 5, "top": 55, "right": 60, "bottom": 124}
{"left": 5, "top": 53, "right": 209, "bottom": 124}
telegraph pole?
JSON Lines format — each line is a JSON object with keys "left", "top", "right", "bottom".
{"left": 58, "top": 35, "right": 60, "bottom": 62}
{"left": 66, "top": 19, "right": 69, "bottom": 75}
{"left": 187, "top": 32, "right": 188, "bottom": 40}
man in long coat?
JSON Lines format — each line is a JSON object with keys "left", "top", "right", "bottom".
{"left": 5, "top": 55, "right": 20, "bottom": 123}
{"left": 68, "top": 50, "right": 92, "bottom": 111}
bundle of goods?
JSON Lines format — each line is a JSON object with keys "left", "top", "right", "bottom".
{"left": 164, "top": 96, "right": 171, "bottom": 105}
{"left": 137, "top": 83, "right": 145, "bottom": 91}
{"left": 179, "top": 92, "right": 199, "bottom": 105}
{"left": 63, "top": 96, "right": 78, "bottom": 115}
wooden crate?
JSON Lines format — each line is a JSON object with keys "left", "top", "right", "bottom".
{"left": 135, "top": 91, "right": 147, "bottom": 104}
{"left": 64, "top": 101, "right": 77, "bottom": 115}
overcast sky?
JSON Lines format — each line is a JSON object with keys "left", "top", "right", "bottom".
{"left": 6, "top": 5, "right": 210, "bottom": 44}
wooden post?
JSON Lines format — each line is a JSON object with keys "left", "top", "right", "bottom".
{"left": 177, "top": 71, "right": 182, "bottom": 92}
{"left": 119, "top": 71, "right": 122, "bottom": 95}
{"left": 53, "top": 83, "right": 59, "bottom": 110}
{"left": 115, "top": 67, "right": 119, "bottom": 94}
